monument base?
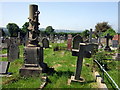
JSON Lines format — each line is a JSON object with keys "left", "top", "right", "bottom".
{"left": 115, "top": 53, "right": 120, "bottom": 60}
{"left": 104, "top": 46, "right": 111, "bottom": 51}
{"left": 68, "top": 76, "right": 85, "bottom": 85}
{"left": 19, "top": 65, "right": 42, "bottom": 77}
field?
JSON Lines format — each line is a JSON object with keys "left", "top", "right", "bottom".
{"left": 1, "top": 42, "right": 119, "bottom": 89}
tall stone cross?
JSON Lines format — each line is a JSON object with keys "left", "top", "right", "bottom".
{"left": 89, "top": 29, "right": 93, "bottom": 44}
{"left": 69, "top": 43, "right": 91, "bottom": 83}
{"left": 104, "top": 33, "right": 112, "bottom": 51}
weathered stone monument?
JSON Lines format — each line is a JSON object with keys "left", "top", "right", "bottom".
{"left": 20, "top": 4, "right": 49, "bottom": 76}
{"left": 42, "top": 38, "right": 49, "bottom": 48}
{"left": 67, "top": 34, "right": 72, "bottom": 51}
{"left": 104, "top": 33, "right": 112, "bottom": 51}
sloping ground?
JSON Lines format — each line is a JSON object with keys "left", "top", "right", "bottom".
{"left": 1, "top": 43, "right": 98, "bottom": 88}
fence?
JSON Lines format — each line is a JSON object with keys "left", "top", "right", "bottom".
{"left": 94, "top": 59, "right": 120, "bottom": 90}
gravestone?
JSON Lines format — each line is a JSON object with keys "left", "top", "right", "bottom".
{"left": 112, "top": 40, "right": 118, "bottom": 48}
{"left": 98, "top": 31, "right": 103, "bottom": 49}
{"left": 69, "top": 43, "right": 91, "bottom": 83}
{"left": 104, "top": 33, "right": 112, "bottom": 51}
{"left": 112, "top": 34, "right": 120, "bottom": 48}
{"left": 8, "top": 37, "right": 19, "bottom": 62}
{"left": 89, "top": 29, "right": 93, "bottom": 44}
{"left": 72, "top": 34, "right": 83, "bottom": 49}
{"left": 42, "top": 38, "right": 49, "bottom": 48}
{"left": 72, "top": 34, "right": 83, "bottom": 56}
{"left": 50, "top": 34, "right": 54, "bottom": 43}
{"left": 20, "top": 4, "right": 49, "bottom": 77}
{"left": 0, "top": 61, "right": 10, "bottom": 74}
{"left": 86, "top": 43, "right": 98, "bottom": 55}
{"left": 67, "top": 34, "right": 72, "bottom": 51}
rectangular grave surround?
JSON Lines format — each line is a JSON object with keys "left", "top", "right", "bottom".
{"left": 0, "top": 61, "right": 10, "bottom": 74}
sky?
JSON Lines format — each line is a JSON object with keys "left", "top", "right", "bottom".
{"left": 0, "top": 2, "right": 119, "bottom": 32}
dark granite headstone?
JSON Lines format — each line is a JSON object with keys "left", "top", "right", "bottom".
{"left": 8, "top": 37, "right": 19, "bottom": 62}
{"left": 72, "top": 34, "right": 83, "bottom": 49}
{"left": 42, "top": 38, "right": 49, "bottom": 48}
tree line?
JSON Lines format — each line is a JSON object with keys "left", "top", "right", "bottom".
{"left": 4, "top": 21, "right": 117, "bottom": 39}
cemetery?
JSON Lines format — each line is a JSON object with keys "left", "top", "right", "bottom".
{"left": 0, "top": 3, "right": 120, "bottom": 89}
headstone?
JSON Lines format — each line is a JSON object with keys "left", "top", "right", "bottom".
{"left": 42, "top": 38, "right": 49, "bottom": 48}
{"left": 72, "top": 34, "right": 83, "bottom": 49}
{"left": 112, "top": 34, "right": 120, "bottom": 48}
{"left": 50, "top": 34, "right": 54, "bottom": 43}
{"left": 67, "top": 34, "right": 72, "bottom": 51}
{"left": 69, "top": 43, "right": 91, "bottom": 83}
{"left": 86, "top": 43, "right": 98, "bottom": 55}
{"left": 98, "top": 31, "right": 103, "bottom": 49}
{"left": 112, "top": 40, "right": 118, "bottom": 48}
{"left": 104, "top": 33, "right": 113, "bottom": 51}
{"left": 8, "top": 37, "right": 19, "bottom": 62}
{"left": 0, "top": 61, "right": 10, "bottom": 74}
{"left": 24, "top": 32, "right": 29, "bottom": 46}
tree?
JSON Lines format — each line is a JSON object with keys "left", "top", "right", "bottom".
{"left": 81, "top": 29, "right": 89, "bottom": 39}
{"left": 101, "top": 28, "right": 116, "bottom": 37}
{"left": 95, "top": 22, "right": 111, "bottom": 33}
{"left": 21, "top": 22, "right": 29, "bottom": 37}
{"left": 45, "top": 26, "right": 54, "bottom": 35}
{"left": 7, "top": 23, "right": 20, "bottom": 37}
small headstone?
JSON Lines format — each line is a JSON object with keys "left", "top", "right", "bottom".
{"left": 67, "top": 34, "right": 72, "bottom": 50}
{"left": 42, "top": 38, "right": 49, "bottom": 48}
{"left": 0, "top": 61, "right": 10, "bottom": 74}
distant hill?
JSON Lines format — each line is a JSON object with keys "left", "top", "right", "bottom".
{"left": 0, "top": 27, "right": 9, "bottom": 36}
{"left": 39, "top": 28, "right": 82, "bottom": 33}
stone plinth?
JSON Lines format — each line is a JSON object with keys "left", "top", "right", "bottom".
{"left": 19, "top": 45, "right": 43, "bottom": 77}
{"left": 19, "top": 65, "right": 42, "bottom": 77}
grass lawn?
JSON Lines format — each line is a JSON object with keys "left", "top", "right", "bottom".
{"left": 1, "top": 42, "right": 98, "bottom": 88}
{"left": 94, "top": 50, "right": 120, "bottom": 89}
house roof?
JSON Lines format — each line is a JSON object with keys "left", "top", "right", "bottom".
{"left": 112, "top": 34, "right": 120, "bottom": 40}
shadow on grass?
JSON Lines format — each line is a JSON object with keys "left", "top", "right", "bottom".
{"left": 55, "top": 70, "right": 74, "bottom": 77}
{"left": 47, "top": 69, "right": 74, "bottom": 77}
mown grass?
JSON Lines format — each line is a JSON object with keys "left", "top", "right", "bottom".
{"left": 2, "top": 45, "right": 42, "bottom": 88}
{"left": 2, "top": 42, "right": 98, "bottom": 88}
